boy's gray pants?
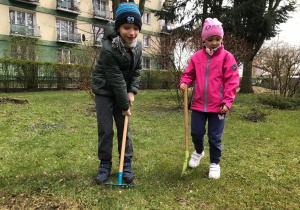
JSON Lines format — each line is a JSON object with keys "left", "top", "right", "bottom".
{"left": 95, "top": 94, "right": 133, "bottom": 161}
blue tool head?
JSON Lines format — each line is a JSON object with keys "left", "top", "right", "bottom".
{"left": 104, "top": 172, "right": 134, "bottom": 187}
{"left": 104, "top": 183, "right": 134, "bottom": 187}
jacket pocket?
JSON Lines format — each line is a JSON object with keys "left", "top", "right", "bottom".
{"left": 189, "top": 82, "right": 197, "bottom": 109}
{"left": 97, "top": 79, "right": 106, "bottom": 89}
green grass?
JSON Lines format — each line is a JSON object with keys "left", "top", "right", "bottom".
{"left": 0, "top": 90, "right": 299, "bottom": 209}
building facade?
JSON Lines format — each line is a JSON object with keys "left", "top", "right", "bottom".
{"left": 0, "top": 0, "right": 170, "bottom": 69}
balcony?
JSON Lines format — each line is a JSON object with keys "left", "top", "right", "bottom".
{"left": 57, "top": 32, "right": 81, "bottom": 44}
{"left": 93, "top": 4, "right": 110, "bottom": 20}
{"left": 57, "top": 0, "right": 81, "bottom": 15}
{"left": 11, "top": 0, "right": 40, "bottom": 6}
{"left": 10, "top": 23, "right": 41, "bottom": 37}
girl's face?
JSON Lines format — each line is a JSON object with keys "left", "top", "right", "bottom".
{"left": 117, "top": 23, "right": 139, "bottom": 44}
{"left": 204, "top": 35, "right": 223, "bottom": 50}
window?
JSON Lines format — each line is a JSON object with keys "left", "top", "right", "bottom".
{"left": 143, "top": 35, "right": 151, "bottom": 47}
{"left": 160, "top": 61, "right": 169, "bottom": 70}
{"left": 56, "top": 19, "right": 81, "bottom": 43}
{"left": 58, "top": 49, "right": 76, "bottom": 64}
{"left": 95, "top": 0, "right": 106, "bottom": 10}
{"left": 93, "top": 26, "right": 104, "bottom": 46}
{"left": 9, "top": 10, "right": 36, "bottom": 36}
{"left": 143, "top": 58, "right": 151, "bottom": 69}
{"left": 11, "top": 43, "right": 37, "bottom": 60}
{"left": 57, "top": 0, "right": 75, "bottom": 9}
{"left": 93, "top": 0, "right": 109, "bottom": 18}
{"left": 143, "top": 13, "right": 151, "bottom": 24}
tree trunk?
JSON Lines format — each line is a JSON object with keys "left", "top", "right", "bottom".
{"left": 112, "top": 0, "right": 120, "bottom": 20}
{"left": 240, "top": 57, "right": 254, "bottom": 93}
{"left": 138, "top": 0, "right": 146, "bottom": 16}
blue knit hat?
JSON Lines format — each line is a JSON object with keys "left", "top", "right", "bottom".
{"left": 115, "top": 3, "right": 142, "bottom": 31}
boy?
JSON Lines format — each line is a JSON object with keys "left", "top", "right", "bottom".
{"left": 92, "top": 2, "right": 142, "bottom": 184}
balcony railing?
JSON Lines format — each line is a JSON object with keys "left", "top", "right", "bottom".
{"left": 10, "top": 23, "right": 40, "bottom": 37}
{"left": 93, "top": 4, "right": 110, "bottom": 19}
{"left": 11, "top": 0, "right": 40, "bottom": 5}
{"left": 57, "top": 0, "right": 81, "bottom": 15}
{"left": 57, "top": 32, "right": 81, "bottom": 44}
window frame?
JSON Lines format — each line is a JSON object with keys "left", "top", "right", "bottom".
{"left": 143, "top": 12, "right": 151, "bottom": 24}
{"left": 9, "top": 9, "right": 37, "bottom": 36}
{"left": 143, "top": 35, "right": 151, "bottom": 47}
{"left": 143, "top": 57, "right": 151, "bottom": 69}
{"left": 93, "top": 25, "right": 105, "bottom": 46}
{"left": 58, "top": 49, "right": 76, "bottom": 64}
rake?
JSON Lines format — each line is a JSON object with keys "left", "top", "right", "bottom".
{"left": 181, "top": 84, "right": 189, "bottom": 177}
{"left": 105, "top": 115, "right": 134, "bottom": 187}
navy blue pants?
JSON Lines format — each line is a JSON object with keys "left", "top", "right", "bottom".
{"left": 191, "top": 110, "right": 226, "bottom": 164}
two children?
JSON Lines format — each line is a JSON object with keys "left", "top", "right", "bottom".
{"left": 92, "top": 2, "right": 142, "bottom": 184}
{"left": 93, "top": 4, "right": 239, "bottom": 183}
{"left": 179, "top": 18, "right": 239, "bottom": 179}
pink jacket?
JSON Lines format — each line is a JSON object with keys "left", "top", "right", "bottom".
{"left": 180, "top": 45, "right": 239, "bottom": 113}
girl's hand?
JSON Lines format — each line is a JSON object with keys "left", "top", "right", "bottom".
{"left": 122, "top": 108, "right": 131, "bottom": 116}
{"left": 180, "top": 83, "right": 186, "bottom": 91}
{"left": 220, "top": 104, "right": 229, "bottom": 113}
{"left": 128, "top": 92, "right": 134, "bottom": 106}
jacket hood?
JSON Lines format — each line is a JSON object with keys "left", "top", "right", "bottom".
{"left": 104, "top": 21, "right": 118, "bottom": 40}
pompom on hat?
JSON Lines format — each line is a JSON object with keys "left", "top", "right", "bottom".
{"left": 201, "top": 18, "right": 224, "bottom": 41}
{"left": 115, "top": 3, "right": 142, "bottom": 31}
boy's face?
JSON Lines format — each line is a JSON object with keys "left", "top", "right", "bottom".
{"left": 204, "top": 35, "right": 222, "bottom": 50}
{"left": 117, "top": 23, "right": 140, "bottom": 44}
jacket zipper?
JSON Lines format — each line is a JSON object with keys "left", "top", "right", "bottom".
{"left": 220, "top": 84, "right": 223, "bottom": 101}
{"left": 204, "top": 55, "right": 211, "bottom": 112}
{"left": 126, "top": 49, "right": 135, "bottom": 84}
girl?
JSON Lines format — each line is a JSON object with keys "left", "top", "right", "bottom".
{"left": 92, "top": 2, "right": 142, "bottom": 184}
{"left": 179, "top": 18, "right": 240, "bottom": 179}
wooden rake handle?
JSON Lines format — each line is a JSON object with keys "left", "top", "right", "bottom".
{"left": 119, "top": 115, "right": 129, "bottom": 173}
{"left": 184, "top": 85, "right": 189, "bottom": 151}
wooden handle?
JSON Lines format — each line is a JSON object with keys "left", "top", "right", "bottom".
{"left": 119, "top": 115, "right": 129, "bottom": 173}
{"left": 184, "top": 85, "right": 189, "bottom": 151}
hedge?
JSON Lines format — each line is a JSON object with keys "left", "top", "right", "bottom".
{"left": 0, "top": 59, "right": 179, "bottom": 92}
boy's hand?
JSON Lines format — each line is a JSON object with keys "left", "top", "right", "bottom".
{"left": 220, "top": 104, "right": 229, "bottom": 113}
{"left": 180, "top": 83, "right": 186, "bottom": 91}
{"left": 122, "top": 108, "right": 131, "bottom": 116}
{"left": 128, "top": 92, "right": 134, "bottom": 106}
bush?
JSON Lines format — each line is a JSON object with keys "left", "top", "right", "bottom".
{"left": 258, "top": 95, "right": 300, "bottom": 109}
{"left": 140, "top": 70, "right": 179, "bottom": 89}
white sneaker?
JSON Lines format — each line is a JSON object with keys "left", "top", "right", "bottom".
{"left": 188, "top": 151, "right": 204, "bottom": 168}
{"left": 209, "top": 163, "right": 220, "bottom": 179}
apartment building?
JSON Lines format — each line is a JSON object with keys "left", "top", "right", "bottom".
{"left": 0, "top": 0, "right": 170, "bottom": 69}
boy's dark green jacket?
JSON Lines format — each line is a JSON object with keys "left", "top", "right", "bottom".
{"left": 92, "top": 21, "right": 142, "bottom": 111}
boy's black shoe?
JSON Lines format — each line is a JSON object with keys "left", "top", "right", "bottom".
{"left": 95, "top": 161, "right": 112, "bottom": 184}
{"left": 122, "top": 157, "right": 135, "bottom": 184}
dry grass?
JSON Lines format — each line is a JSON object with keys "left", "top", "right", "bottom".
{"left": 237, "top": 86, "right": 278, "bottom": 94}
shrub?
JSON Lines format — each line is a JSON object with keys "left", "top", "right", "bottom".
{"left": 140, "top": 70, "right": 178, "bottom": 89}
{"left": 258, "top": 95, "right": 300, "bottom": 110}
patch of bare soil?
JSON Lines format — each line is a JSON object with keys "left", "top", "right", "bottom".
{"left": 0, "top": 97, "right": 28, "bottom": 104}
{"left": 0, "top": 192, "right": 84, "bottom": 209}
{"left": 237, "top": 86, "right": 275, "bottom": 94}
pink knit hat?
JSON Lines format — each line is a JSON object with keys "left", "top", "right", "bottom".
{"left": 201, "top": 18, "right": 224, "bottom": 41}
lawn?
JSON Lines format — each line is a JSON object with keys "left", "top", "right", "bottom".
{"left": 0, "top": 89, "right": 299, "bottom": 209}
